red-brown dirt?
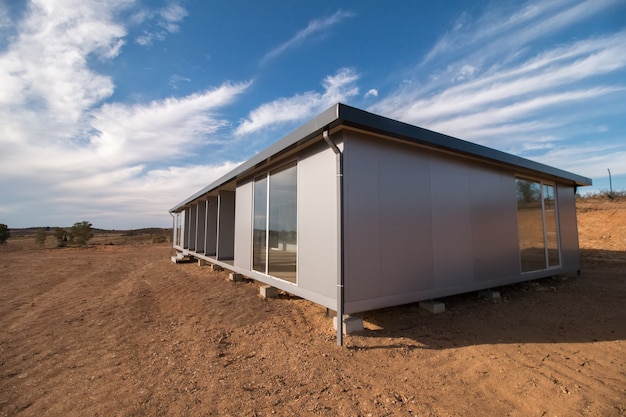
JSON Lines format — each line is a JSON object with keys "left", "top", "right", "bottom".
{"left": 1, "top": 198, "right": 625, "bottom": 416}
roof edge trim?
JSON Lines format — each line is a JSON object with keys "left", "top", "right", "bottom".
{"left": 170, "top": 103, "right": 592, "bottom": 212}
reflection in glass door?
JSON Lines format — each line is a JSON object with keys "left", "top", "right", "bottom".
{"left": 252, "top": 175, "right": 267, "bottom": 273}
{"left": 515, "top": 178, "right": 560, "bottom": 272}
{"left": 252, "top": 164, "right": 297, "bottom": 283}
{"left": 268, "top": 165, "right": 297, "bottom": 282}
{"left": 543, "top": 185, "right": 560, "bottom": 267}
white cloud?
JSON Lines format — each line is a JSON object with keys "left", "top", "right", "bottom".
{"left": 421, "top": 0, "right": 619, "bottom": 67}
{"left": 47, "top": 162, "right": 242, "bottom": 229}
{"left": 454, "top": 64, "right": 477, "bottom": 82}
{"left": 134, "top": 0, "right": 188, "bottom": 46}
{"left": 535, "top": 143, "right": 626, "bottom": 180}
{"left": 371, "top": 29, "right": 626, "bottom": 153}
{"left": 0, "top": 1, "right": 250, "bottom": 228}
{"left": 0, "top": 161, "right": 242, "bottom": 229}
{"left": 261, "top": 9, "right": 355, "bottom": 64}
{"left": 365, "top": 89, "right": 378, "bottom": 98}
{"left": 136, "top": 30, "right": 165, "bottom": 46}
{"left": 0, "top": 0, "right": 128, "bottom": 145}
{"left": 169, "top": 73, "right": 191, "bottom": 89}
{"left": 235, "top": 68, "right": 359, "bottom": 135}
{"left": 367, "top": 0, "right": 626, "bottom": 186}
{"left": 89, "top": 82, "right": 251, "bottom": 163}
{"left": 159, "top": 2, "right": 187, "bottom": 32}
{"left": 0, "top": 80, "right": 250, "bottom": 228}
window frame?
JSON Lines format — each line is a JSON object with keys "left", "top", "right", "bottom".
{"left": 515, "top": 176, "right": 561, "bottom": 273}
{"left": 251, "top": 161, "right": 298, "bottom": 284}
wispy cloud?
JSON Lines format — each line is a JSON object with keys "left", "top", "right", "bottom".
{"left": 159, "top": 2, "right": 187, "bottom": 32}
{"left": 89, "top": 82, "right": 251, "bottom": 164}
{"left": 235, "top": 68, "right": 359, "bottom": 135}
{"left": 0, "top": 1, "right": 249, "bottom": 228}
{"left": 169, "top": 73, "right": 191, "bottom": 89}
{"left": 135, "top": 1, "right": 188, "bottom": 46}
{"left": 261, "top": 9, "right": 355, "bottom": 65}
{"left": 421, "top": 0, "right": 620, "bottom": 67}
{"left": 364, "top": 89, "right": 378, "bottom": 98}
{"left": 370, "top": 0, "right": 626, "bottom": 178}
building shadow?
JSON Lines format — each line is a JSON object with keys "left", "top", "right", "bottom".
{"left": 348, "top": 249, "right": 626, "bottom": 350}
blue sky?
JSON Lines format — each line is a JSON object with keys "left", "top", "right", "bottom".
{"left": 1, "top": 0, "right": 624, "bottom": 229}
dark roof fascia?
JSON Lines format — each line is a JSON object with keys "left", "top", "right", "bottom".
{"left": 170, "top": 103, "right": 592, "bottom": 212}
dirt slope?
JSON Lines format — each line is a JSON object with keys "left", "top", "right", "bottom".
{"left": 1, "top": 199, "right": 625, "bottom": 416}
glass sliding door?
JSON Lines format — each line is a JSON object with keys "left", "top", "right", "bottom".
{"left": 543, "top": 185, "right": 560, "bottom": 267}
{"left": 516, "top": 179, "right": 546, "bottom": 272}
{"left": 251, "top": 163, "right": 298, "bottom": 283}
{"left": 268, "top": 164, "right": 297, "bottom": 283}
{"left": 515, "top": 178, "right": 560, "bottom": 272}
{"left": 174, "top": 212, "right": 182, "bottom": 247}
{"left": 252, "top": 176, "right": 268, "bottom": 273}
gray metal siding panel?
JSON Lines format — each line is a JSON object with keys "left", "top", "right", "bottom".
{"left": 297, "top": 142, "right": 339, "bottom": 301}
{"left": 343, "top": 134, "right": 382, "bottom": 303}
{"left": 430, "top": 156, "right": 474, "bottom": 287}
{"left": 378, "top": 141, "right": 434, "bottom": 295}
{"left": 205, "top": 197, "right": 218, "bottom": 256}
{"left": 343, "top": 132, "right": 573, "bottom": 314}
{"left": 343, "top": 134, "right": 436, "bottom": 304}
{"left": 469, "top": 166, "right": 520, "bottom": 280}
{"left": 217, "top": 191, "right": 235, "bottom": 260}
{"left": 234, "top": 181, "right": 253, "bottom": 270}
{"left": 557, "top": 184, "right": 580, "bottom": 271}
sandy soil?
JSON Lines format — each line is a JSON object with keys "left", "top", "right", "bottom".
{"left": 1, "top": 199, "right": 625, "bottom": 416}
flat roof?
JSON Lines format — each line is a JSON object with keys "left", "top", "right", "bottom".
{"left": 171, "top": 103, "right": 592, "bottom": 211}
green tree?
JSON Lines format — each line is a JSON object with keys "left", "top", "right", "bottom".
{"left": 70, "top": 221, "right": 93, "bottom": 246}
{"left": 516, "top": 179, "right": 541, "bottom": 203}
{"left": 35, "top": 228, "right": 48, "bottom": 246}
{"left": 53, "top": 227, "right": 68, "bottom": 247}
{"left": 0, "top": 224, "right": 10, "bottom": 245}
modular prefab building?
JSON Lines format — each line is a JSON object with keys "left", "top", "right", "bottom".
{"left": 170, "top": 103, "right": 591, "bottom": 320}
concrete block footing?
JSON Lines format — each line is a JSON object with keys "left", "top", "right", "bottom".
{"left": 419, "top": 300, "right": 445, "bottom": 314}
{"left": 197, "top": 259, "right": 208, "bottom": 266}
{"left": 333, "top": 315, "right": 364, "bottom": 335}
{"left": 260, "top": 285, "right": 278, "bottom": 299}
{"left": 479, "top": 289, "right": 501, "bottom": 300}
{"left": 171, "top": 252, "right": 186, "bottom": 263}
{"left": 229, "top": 273, "right": 244, "bottom": 282}
{"left": 210, "top": 264, "right": 223, "bottom": 271}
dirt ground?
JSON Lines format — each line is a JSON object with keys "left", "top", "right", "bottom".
{"left": 1, "top": 199, "right": 625, "bottom": 417}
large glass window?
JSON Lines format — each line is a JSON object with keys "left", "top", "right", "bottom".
{"left": 253, "top": 176, "right": 268, "bottom": 273}
{"left": 268, "top": 165, "right": 297, "bottom": 282}
{"left": 543, "top": 185, "right": 560, "bottom": 267}
{"left": 515, "top": 178, "right": 560, "bottom": 272}
{"left": 252, "top": 164, "right": 297, "bottom": 283}
{"left": 176, "top": 212, "right": 182, "bottom": 247}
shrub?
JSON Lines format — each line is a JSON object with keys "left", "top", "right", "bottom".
{"left": 0, "top": 224, "right": 10, "bottom": 245}
{"left": 70, "top": 221, "right": 93, "bottom": 246}
{"left": 53, "top": 227, "right": 68, "bottom": 247}
{"left": 35, "top": 229, "right": 48, "bottom": 246}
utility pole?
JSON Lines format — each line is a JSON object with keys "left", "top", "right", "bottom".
{"left": 608, "top": 168, "right": 613, "bottom": 196}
